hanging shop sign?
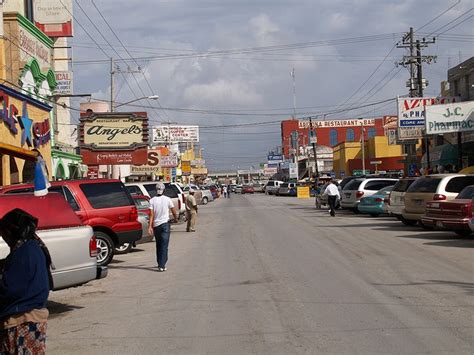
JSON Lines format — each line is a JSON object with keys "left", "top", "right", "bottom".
{"left": 397, "top": 97, "right": 458, "bottom": 140}
{"left": 191, "top": 159, "right": 205, "bottom": 166}
{"left": 264, "top": 167, "right": 278, "bottom": 176}
{"left": 79, "top": 112, "right": 148, "bottom": 165}
{"left": 152, "top": 125, "right": 199, "bottom": 144}
{"left": 160, "top": 155, "right": 179, "bottom": 168}
{"left": 34, "top": 0, "right": 74, "bottom": 37}
{"left": 289, "top": 163, "right": 298, "bottom": 179}
{"left": 299, "top": 118, "right": 375, "bottom": 129}
{"left": 181, "top": 161, "right": 192, "bottom": 176}
{"left": 54, "top": 71, "right": 73, "bottom": 95}
{"left": 425, "top": 101, "right": 474, "bottom": 135}
{"left": 80, "top": 113, "right": 148, "bottom": 150}
{"left": 191, "top": 167, "right": 208, "bottom": 175}
{"left": 268, "top": 154, "right": 284, "bottom": 163}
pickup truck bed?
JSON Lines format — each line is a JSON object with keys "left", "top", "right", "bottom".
{"left": 0, "top": 193, "right": 106, "bottom": 290}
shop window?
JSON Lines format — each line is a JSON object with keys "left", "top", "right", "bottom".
{"left": 330, "top": 129, "right": 338, "bottom": 147}
{"left": 368, "top": 127, "right": 376, "bottom": 138}
{"left": 10, "top": 157, "right": 19, "bottom": 184}
{"left": 346, "top": 128, "right": 355, "bottom": 142}
{"left": 56, "top": 164, "right": 65, "bottom": 180}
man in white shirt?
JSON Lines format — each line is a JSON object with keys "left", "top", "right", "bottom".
{"left": 148, "top": 182, "right": 179, "bottom": 272}
{"left": 323, "top": 180, "right": 341, "bottom": 217}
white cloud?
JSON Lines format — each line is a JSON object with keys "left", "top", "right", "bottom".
{"left": 183, "top": 79, "right": 263, "bottom": 107}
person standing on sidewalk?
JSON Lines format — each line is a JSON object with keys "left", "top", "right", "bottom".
{"left": 0, "top": 209, "right": 53, "bottom": 354}
{"left": 185, "top": 189, "right": 198, "bottom": 232}
{"left": 148, "top": 183, "right": 179, "bottom": 272}
{"left": 323, "top": 179, "right": 341, "bottom": 217}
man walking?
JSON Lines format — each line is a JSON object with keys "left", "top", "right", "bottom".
{"left": 148, "top": 182, "right": 179, "bottom": 272}
{"left": 323, "top": 179, "right": 341, "bottom": 217}
{"left": 186, "top": 188, "right": 198, "bottom": 232}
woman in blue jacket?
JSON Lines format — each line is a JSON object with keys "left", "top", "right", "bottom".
{"left": 0, "top": 209, "right": 53, "bottom": 355}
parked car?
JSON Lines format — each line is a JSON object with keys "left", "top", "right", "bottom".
{"left": 125, "top": 182, "right": 186, "bottom": 220}
{"left": 387, "top": 177, "right": 417, "bottom": 222}
{"left": 0, "top": 193, "right": 107, "bottom": 290}
{"left": 235, "top": 185, "right": 243, "bottom": 194}
{"left": 265, "top": 180, "right": 284, "bottom": 195}
{"left": 182, "top": 184, "right": 203, "bottom": 204}
{"left": 1, "top": 179, "right": 142, "bottom": 266}
{"left": 277, "top": 182, "right": 297, "bottom": 196}
{"left": 200, "top": 187, "right": 214, "bottom": 204}
{"left": 252, "top": 183, "right": 265, "bottom": 193}
{"left": 242, "top": 185, "right": 255, "bottom": 194}
{"left": 402, "top": 174, "right": 474, "bottom": 227}
{"left": 130, "top": 195, "right": 153, "bottom": 245}
{"left": 421, "top": 185, "right": 474, "bottom": 236}
{"left": 357, "top": 185, "right": 394, "bottom": 217}
{"left": 229, "top": 184, "right": 237, "bottom": 193}
{"left": 341, "top": 178, "right": 398, "bottom": 212}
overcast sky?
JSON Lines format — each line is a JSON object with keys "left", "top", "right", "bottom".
{"left": 70, "top": 0, "right": 473, "bottom": 170}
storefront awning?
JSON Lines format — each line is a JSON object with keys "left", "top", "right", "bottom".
{"left": 421, "top": 144, "right": 458, "bottom": 168}
{"left": 0, "top": 143, "right": 38, "bottom": 161}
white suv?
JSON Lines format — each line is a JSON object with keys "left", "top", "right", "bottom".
{"left": 341, "top": 178, "right": 398, "bottom": 211}
{"left": 265, "top": 180, "right": 284, "bottom": 195}
{"left": 125, "top": 182, "right": 186, "bottom": 219}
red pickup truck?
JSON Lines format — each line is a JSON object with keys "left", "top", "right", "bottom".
{"left": 421, "top": 185, "right": 474, "bottom": 237}
{"left": 0, "top": 193, "right": 106, "bottom": 290}
{"left": 0, "top": 179, "right": 142, "bottom": 265}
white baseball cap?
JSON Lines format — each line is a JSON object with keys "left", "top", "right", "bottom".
{"left": 155, "top": 182, "right": 166, "bottom": 195}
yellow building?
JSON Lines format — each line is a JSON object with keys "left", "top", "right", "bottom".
{"left": 0, "top": 12, "right": 55, "bottom": 186}
{"left": 333, "top": 136, "right": 405, "bottom": 177}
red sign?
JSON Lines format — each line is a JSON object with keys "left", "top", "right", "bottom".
{"left": 81, "top": 149, "right": 148, "bottom": 165}
{"left": 86, "top": 166, "right": 99, "bottom": 179}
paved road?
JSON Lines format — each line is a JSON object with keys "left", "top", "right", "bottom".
{"left": 47, "top": 194, "right": 473, "bottom": 354}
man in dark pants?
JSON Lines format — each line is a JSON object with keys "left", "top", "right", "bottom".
{"left": 323, "top": 179, "right": 341, "bottom": 217}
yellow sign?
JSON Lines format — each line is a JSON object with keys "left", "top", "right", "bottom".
{"left": 297, "top": 186, "right": 310, "bottom": 199}
{"left": 182, "top": 161, "right": 191, "bottom": 176}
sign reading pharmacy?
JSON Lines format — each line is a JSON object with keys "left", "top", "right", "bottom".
{"left": 425, "top": 101, "right": 474, "bottom": 134}
{"left": 397, "top": 97, "right": 458, "bottom": 140}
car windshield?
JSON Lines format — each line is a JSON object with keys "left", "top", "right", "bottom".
{"left": 376, "top": 185, "right": 394, "bottom": 194}
{"left": 392, "top": 179, "right": 415, "bottom": 192}
{"left": 343, "top": 179, "right": 364, "bottom": 191}
{"left": 406, "top": 177, "right": 442, "bottom": 193}
{"left": 456, "top": 185, "right": 474, "bottom": 199}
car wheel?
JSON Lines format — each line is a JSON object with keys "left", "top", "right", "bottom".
{"left": 400, "top": 217, "right": 417, "bottom": 226}
{"left": 115, "top": 243, "right": 133, "bottom": 255}
{"left": 202, "top": 196, "right": 208, "bottom": 205}
{"left": 419, "top": 221, "right": 434, "bottom": 230}
{"left": 95, "top": 231, "right": 114, "bottom": 266}
{"left": 454, "top": 230, "right": 472, "bottom": 237}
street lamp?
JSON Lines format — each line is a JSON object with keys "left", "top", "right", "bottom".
{"left": 114, "top": 95, "right": 159, "bottom": 110}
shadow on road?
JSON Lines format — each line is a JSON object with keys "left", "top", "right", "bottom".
{"left": 109, "top": 265, "right": 158, "bottom": 272}
{"left": 47, "top": 300, "right": 84, "bottom": 318}
{"left": 373, "top": 279, "right": 474, "bottom": 296}
{"left": 424, "top": 239, "right": 474, "bottom": 248}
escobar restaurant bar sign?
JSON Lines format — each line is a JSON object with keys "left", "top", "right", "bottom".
{"left": 299, "top": 118, "right": 375, "bottom": 129}
{"left": 79, "top": 112, "right": 149, "bottom": 165}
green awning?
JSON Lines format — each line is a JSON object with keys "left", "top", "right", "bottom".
{"left": 422, "top": 144, "right": 458, "bottom": 168}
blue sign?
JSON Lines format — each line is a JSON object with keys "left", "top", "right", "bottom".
{"left": 329, "top": 172, "right": 336, "bottom": 178}
{"left": 408, "top": 164, "right": 417, "bottom": 177}
{"left": 340, "top": 171, "right": 345, "bottom": 177}
{"left": 171, "top": 168, "right": 177, "bottom": 178}
{"left": 399, "top": 119, "right": 425, "bottom": 127}
{"left": 268, "top": 155, "right": 283, "bottom": 161}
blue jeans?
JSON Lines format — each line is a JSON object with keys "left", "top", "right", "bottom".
{"left": 153, "top": 222, "right": 170, "bottom": 268}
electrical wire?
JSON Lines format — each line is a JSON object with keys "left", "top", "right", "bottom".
{"left": 415, "top": 0, "right": 461, "bottom": 32}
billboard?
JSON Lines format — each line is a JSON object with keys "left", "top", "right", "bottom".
{"left": 80, "top": 113, "right": 148, "bottom": 150}
{"left": 34, "top": 0, "right": 73, "bottom": 37}
{"left": 289, "top": 163, "right": 298, "bottom": 178}
{"left": 299, "top": 118, "right": 375, "bottom": 129}
{"left": 160, "top": 155, "right": 178, "bottom": 168}
{"left": 152, "top": 125, "right": 199, "bottom": 144}
{"left": 425, "top": 101, "right": 474, "bottom": 135}
{"left": 397, "top": 97, "right": 458, "bottom": 140}
{"left": 191, "top": 159, "right": 205, "bottom": 166}
{"left": 182, "top": 161, "right": 191, "bottom": 176}
{"left": 79, "top": 112, "right": 148, "bottom": 165}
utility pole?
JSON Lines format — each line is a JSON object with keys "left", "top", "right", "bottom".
{"left": 110, "top": 58, "right": 115, "bottom": 112}
{"left": 308, "top": 116, "right": 319, "bottom": 180}
{"left": 291, "top": 68, "right": 296, "bottom": 120}
{"left": 361, "top": 125, "right": 365, "bottom": 175}
{"left": 397, "top": 28, "right": 436, "bottom": 174}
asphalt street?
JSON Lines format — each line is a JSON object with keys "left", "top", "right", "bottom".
{"left": 47, "top": 193, "right": 473, "bottom": 354}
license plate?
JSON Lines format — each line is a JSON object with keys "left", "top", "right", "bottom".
{"left": 436, "top": 221, "right": 443, "bottom": 228}
{"left": 414, "top": 199, "right": 424, "bottom": 206}
{"left": 345, "top": 193, "right": 351, "bottom": 198}
{"left": 430, "top": 203, "right": 440, "bottom": 208}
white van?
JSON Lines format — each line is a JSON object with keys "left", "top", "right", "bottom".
{"left": 265, "top": 180, "right": 284, "bottom": 195}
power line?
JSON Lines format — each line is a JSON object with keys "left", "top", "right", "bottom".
{"left": 415, "top": 0, "right": 461, "bottom": 32}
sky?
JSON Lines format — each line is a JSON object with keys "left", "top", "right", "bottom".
{"left": 69, "top": 0, "right": 474, "bottom": 171}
